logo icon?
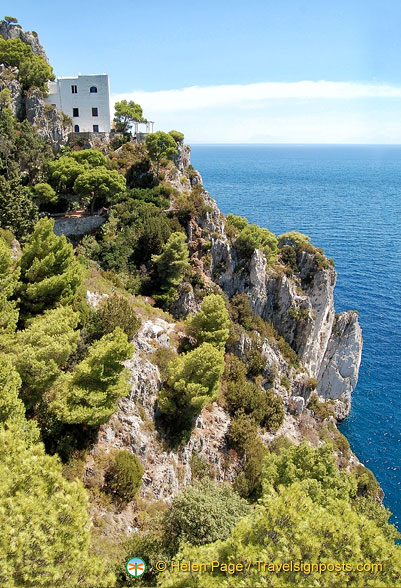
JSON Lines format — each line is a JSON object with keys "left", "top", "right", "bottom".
{"left": 126, "top": 557, "right": 146, "bottom": 578}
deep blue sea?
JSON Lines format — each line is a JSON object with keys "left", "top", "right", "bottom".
{"left": 191, "top": 144, "right": 401, "bottom": 528}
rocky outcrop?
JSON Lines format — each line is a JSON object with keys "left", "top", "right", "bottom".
{"left": 0, "top": 22, "right": 71, "bottom": 152}
{"left": 25, "top": 89, "right": 71, "bottom": 152}
{"left": 173, "top": 140, "right": 191, "bottom": 173}
{"left": 318, "top": 311, "right": 363, "bottom": 419}
{"left": 208, "top": 216, "right": 361, "bottom": 418}
{"left": 0, "top": 20, "right": 48, "bottom": 60}
{"left": 89, "top": 315, "right": 240, "bottom": 501}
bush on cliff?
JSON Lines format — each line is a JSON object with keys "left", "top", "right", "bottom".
{"left": 105, "top": 450, "right": 143, "bottom": 503}
{"left": 0, "top": 37, "right": 54, "bottom": 92}
{"left": 163, "top": 478, "right": 249, "bottom": 551}
{"left": 187, "top": 293, "right": 229, "bottom": 351}
{"left": 158, "top": 444, "right": 401, "bottom": 588}
{"left": 236, "top": 223, "right": 278, "bottom": 264}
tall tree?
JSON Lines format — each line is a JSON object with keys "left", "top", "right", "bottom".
{"left": 159, "top": 342, "right": 224, "bottom": 416}
{"left": 49, "top": 327, "right": 133, "bottom": 426}
{"left": 152, "top": 231, "right": 189, "bottom": 307}
{"left": 188, "top": 294, "right": 229, "bottom": 351}
{"left": 17, "top": 217, "right": 83, "bottom": 318}
{"left": 145, "top": 131, "right": 178, "bottom": 175}
{"left": 113, "top": 99, "right": 145, "bottom": 133}
{"left": 0, "top": 427, "right": 114, "bottom": 587}
{"left": 2, "top": 306, "right": 80, "bottom": 409}
{"left": 0, "top": 177, "right": 38, "bottom": 242}
{"left": 0, "top": 235, "right": 19, "bottom": 334}
{"left": 73, "top": 166, "right": 126, "bottom": 214}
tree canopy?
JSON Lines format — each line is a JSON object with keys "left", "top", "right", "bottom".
{"left": 146, "top": 131, "right": 178, "bottom": 174}
{"left": 158, "top": 443, "right": 401, "bottom": 588}
{"left": 0, "top": 37, "right": 54, "bottom": 91}
{"left": 49, "top": 327, "right": 133, "bottom": 426}
{"left": 188, "top": 293, "right": 229, "bottom": 351}
{"left": 113, "top": 99, "right": 145, "bottom": 133}
{"left": 17, "top": 217, "right": 83, "bottom": 318}
{"left": 159, "top": 342, "right": 224, "bottom": 416}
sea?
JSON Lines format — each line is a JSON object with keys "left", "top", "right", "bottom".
{"left": 191, "top": 144, "right": 401, "bottom": 528}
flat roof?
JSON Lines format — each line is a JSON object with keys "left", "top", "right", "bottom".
{"left": 57, "top": 73, "right": 108, "bottom": 79}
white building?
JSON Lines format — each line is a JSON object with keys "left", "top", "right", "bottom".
{"left": 47, "top": 74, "right": 111, "bottom": 133}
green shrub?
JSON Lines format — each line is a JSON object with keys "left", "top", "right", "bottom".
{"left": 228, "top": 411, "right": 258, "bottom": 452}
{"left": 190, "top": 452, "right": 211, "bottom": 481}
{"left": 169, "top": 130, "right": 184, "bottom": 142}
{"left": 226, "top": 213, "right": 248, "bottom": 234}
{"left": 234, "top": 436, "right": 268, "bottom": 499}
{"left": 352, "top": 465, "right": 381, "bottom": 499}
{"left": 307, "top": 393, "right": 336, "bottom": 421}
{"left": 306, "top": 377, "right": 318, "bottom": 391}
{"left": 187, "top": 293, "right": 229, "bottom": 351}
{"left": 96, "top": 294, "right": 141, "bottom": 340}
{"left": 163, "top": 478, "right": 249, "bottom": 551}
{"left": 105, "top": 450, "right": 143, "bottom": 502}
{"left": 278, "top": 231, "right": 311, "bottom": 247}
{"left": 280, "top": 375, "right": 290, "bottom": 390}
{"left": 236, "top": 224, "right": 278, "bottom": 263}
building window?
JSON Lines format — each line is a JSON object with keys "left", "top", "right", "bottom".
{"left": 73, "top": 108, "right": 79, "bottom": 117}
{"left": 90, "top": 86, "right": 97, "bottom": 93}
{"left": 71, "top": 85, "right": 77, "bottom": 93}
{"left": 92, "top": 107, "right": 98, "bottom": 117}
{"left": 74, "top": 125, "right": 80, "bottom": 132}
{"left": 93, "top": 124, "right": 99, "bottom": 132}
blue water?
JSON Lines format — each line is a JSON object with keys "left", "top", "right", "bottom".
{"left": 191, "top": 144, "right": 401, "bottom": 528}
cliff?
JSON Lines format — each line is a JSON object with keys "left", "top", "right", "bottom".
{"left": 82, "top": 141, "right": 363, "bottom": 539}
{"left": 0, "top": 20, "right": 71, "bottom": 151}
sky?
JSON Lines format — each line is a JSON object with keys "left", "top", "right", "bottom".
{"left": 7, "top": 0, "right": 401, "bottom": 143}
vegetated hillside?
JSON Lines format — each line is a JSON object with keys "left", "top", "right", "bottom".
{"left": 1, "top": 16, "right": 400, "bottom": 588}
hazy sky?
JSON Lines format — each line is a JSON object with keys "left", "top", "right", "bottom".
{"left": 7, "top": 0, "right": 401, "bottom": 143}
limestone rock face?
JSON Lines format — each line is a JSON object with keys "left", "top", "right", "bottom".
{"left": 209, "top": 215, "right": 362, "bottom": 412}
{"left": 25, "top": 89, "right": 71, "bottom": 152}
{"left": 318, "top": 311, "right": 363, "bottom": 419}
{"left": 171, "top": 283, "right": 200, "bottom": 318}
{"left": 90, "top": 316, "right": 240, "bottom": 501}
{"left": 0, "top": 20, "right": 48, "bottom": 60}
{"left": 173, "top": 140, "right": 191, "bottom": 173}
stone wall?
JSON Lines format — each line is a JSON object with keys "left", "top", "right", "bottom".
{"left": 53, "top": 215, "right": 106, "bottom": 236}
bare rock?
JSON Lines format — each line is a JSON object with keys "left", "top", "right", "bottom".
{"left": 25, "top": 89, "right": 71, "bottom": 152}
{"left": 318, "top": 311, "right": 363, "bottom": 419}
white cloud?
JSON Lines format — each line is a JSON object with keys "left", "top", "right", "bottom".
{"left": 112, "top": 80, "right": 401, "bottom": 113}
{"left": 111, "top": 81, "right": 401, "bottom": 143}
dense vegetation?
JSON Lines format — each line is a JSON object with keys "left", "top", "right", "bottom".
{"left": 0, "top": 18, "right": 400, "bottom": 588}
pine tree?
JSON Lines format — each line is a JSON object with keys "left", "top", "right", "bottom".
{"left": 159, "top": 342, "right": 224, "bottom": 415}
{"left": 188, "top": 293, "right": 229, "bottom": 351}
{"left": 2, "top": 306, "right": 80, "bottom": 409}
{"left": 17, "top": 217, "right": 83, "bottom": 317}
{"left": 0, "top": 235, "right": 19, "bottom": 334}
{"left": 49, "top": 327, "right": 133, "bottom": 426}
{"left": 0, "top": 177, "right": 38, "bottom": 242}
{"left": 152, "top": 231, "right": 189, "bottom": 307}
{"left": 0, "top": 427, "right": 114, "bottom": 587}
{"left": 0, "top": 356, "right": 39, "bottom": 444}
